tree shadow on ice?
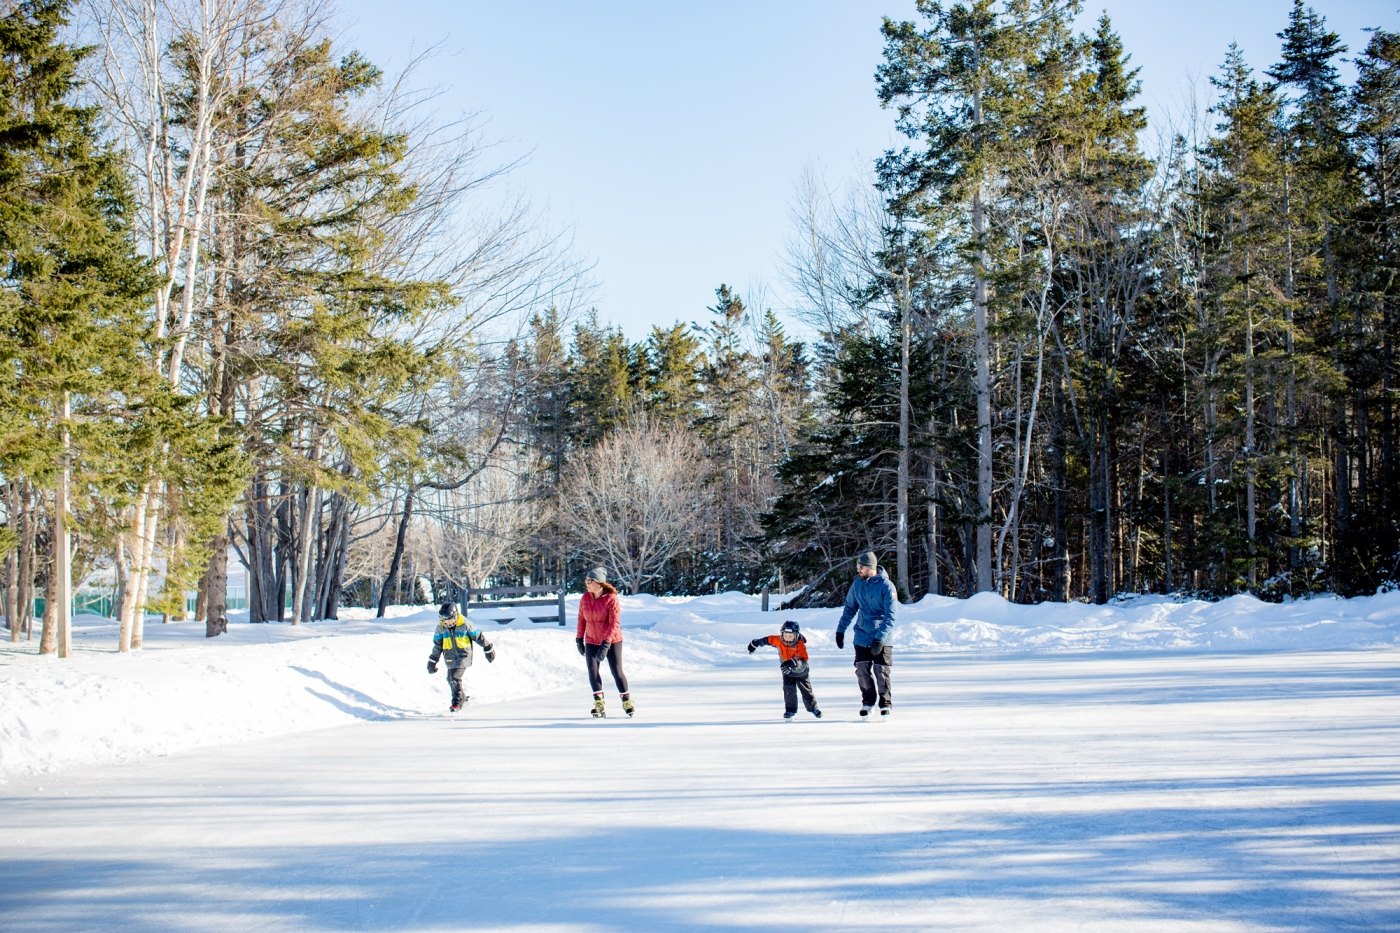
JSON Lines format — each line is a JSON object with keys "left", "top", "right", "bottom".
{"left": 291, "top": 665, "right": 419, "bottom": 718}
{"left": 895, "top": 654, "right": 1400, "bottom": 708}
{"left": 2, "top": 799, "right": 1395, "bottom": 932}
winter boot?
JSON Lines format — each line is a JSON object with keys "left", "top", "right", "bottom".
{"left": 621, "top": 694, "right": 635, "bottom": 717}
{"left": 591, "top": 694, "right": 606, "bottom": 719}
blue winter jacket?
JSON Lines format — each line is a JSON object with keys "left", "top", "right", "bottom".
{"left": 836, "top": 570, "right": 897, "bottom": 647}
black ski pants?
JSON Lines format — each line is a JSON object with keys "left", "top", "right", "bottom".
{"left": 782, "top": 674, "right": 818, "bottom": 714}
{"left": 853, "top": 643, "right": 892, "bottom": 708}
{"left": 586, "top": 641, "right": 630, "bottom": 695}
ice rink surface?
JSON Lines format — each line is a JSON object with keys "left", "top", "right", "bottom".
{"left": 3, "top": 648, "right": 1397, "bottom": 932}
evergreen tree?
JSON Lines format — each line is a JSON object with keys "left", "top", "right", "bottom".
{"left": 566, "top": 310, "right": 635, "bottom": 446}
{"left": 698, "top": 285, "right": 760, "bottom": 556}
{"left": 0, "top": 0, "right": 240, "bottom": 651}
{"left": 641, "top": 322, "right": 703, "bottom": 428}
{"left": 1267, "top": 1, "right": 1364, "bottom": 589}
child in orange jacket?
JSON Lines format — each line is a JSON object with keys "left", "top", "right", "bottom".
{"left": 748, "top": 620, "right": 822, "bottom": 719}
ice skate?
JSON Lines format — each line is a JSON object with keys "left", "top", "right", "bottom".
{"left": 860, "top": 705, "right": 871, "bottom": 718}
{"left": 812, "top": 709, "right": 822, "bottom": 718}
{"left": 621, "top": 695, "right": 635, "bottom": 717}
{"left": 591, "top": 695, "right": 606, "bottom": 719}
{"left": 783, "top": 710, "right": 796, "bottom": 720}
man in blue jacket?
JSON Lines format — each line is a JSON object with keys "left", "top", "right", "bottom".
{"left": 835, "top": 551, "right": 897, "bottom": 717}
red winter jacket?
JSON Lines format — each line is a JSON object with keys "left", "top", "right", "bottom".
{"left": 576, "top": 588, "right": 622, "bottom": 645}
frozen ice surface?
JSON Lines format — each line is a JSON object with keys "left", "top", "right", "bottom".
{"left": 0, "top": 592, "right": 1397, "bottom": 930}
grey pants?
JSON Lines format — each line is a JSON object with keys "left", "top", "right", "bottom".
{"left": 853, "top": 643, "right": 892, "bottom": 708}
{"left": 782, "top": 674, "right": 818, "bottom": 713}
{"left": 445, "top": 665, "right": 466, "bottom": 704}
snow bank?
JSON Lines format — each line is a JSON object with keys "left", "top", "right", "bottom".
{"left": 610, "top": 588, "right": 1400, "bottom": 652}
{"left": 3, "top": 588, "right": 1399, "bottom": 779}
{"left": 0, "top": 606, "right": 718, "bottom": 778}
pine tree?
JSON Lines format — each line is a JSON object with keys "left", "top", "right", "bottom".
{"left": 0, "top": 0, "right": 188, "bottom": 653}
{"left": 641, "top": 322, "right": 703, "bottom": 428}
{"left": 566, "top": 310, "right": 635, "bottom": 447}
{"left": 217, "top": 38, "right": 446, "bottom": 624}
{"left": 1193, "top": 47, "right": 1294, "bottom": 591}
{"left": 1267, "top": 1, "right": 1363, "bottom": 589}
{"left": 698, "top": 285, "right": 760, "bottom": 557}
{"left": 1353, "top": 31, "right": 1400, "bottom": 573}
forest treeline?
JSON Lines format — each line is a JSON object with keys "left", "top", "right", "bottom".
{"left": 2, "top": 0, "right": 1397, "bottom": 655}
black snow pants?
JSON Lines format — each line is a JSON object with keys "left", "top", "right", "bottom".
{"left": 445, "top": 665, "right": 466, "bottom": 704}
{"left": 586, "top": 641, "right": 630, "bottom": 695}
{"left": 782, "top": 674, "right": 818, "bottom": 714}
{"left": 853, "top": 643, "right": 892, "bottom": 708}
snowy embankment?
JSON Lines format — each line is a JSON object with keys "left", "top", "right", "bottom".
{"left": 2, "top": 589, "right": 1399, "bottom": 778}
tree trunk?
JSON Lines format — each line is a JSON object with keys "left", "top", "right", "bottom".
{"left": 6, "top": 483, "right": 19, "bottom": 641}
{"left": 324, "top": 502, "right": 350, "bottom": 620}
{"left": 292, "top": 484, "right": 320, "bottom": 625}
{"left": 1162, "top": 439, "right": 1173, "bottom": 592}
{"left": 1089, "top": 413, "right": 1112, "bottom": 605}
{"left": 1284, "top": 161, "right": 1301, "bottom": 576}
{"left": 204, "top": 532, "right": 229, "bottom": 637}
{"left": 40, "top": 523, "right": 57, "bottom": 655}
{"left": 115, "top": 529, "right": 131, "bottom": 650}
{"left": 18, "top": 484, "right": 34, "bottom": 640}
{"left": 1051, "top": 375, "right": 1069, "bottom": 601}
{"left": 131, "top": 486, "right": 163, "bottom": 649}
{"left": 378, "top": 487, "right": 414, "bottom": 618}
{"left": 973, "top": 185, "right": 993, "bottom": 593}
{"left": 926, "top": 419, "right": 940, "bottom": 597}
{"left": 896, "top": 271, "right": 911, "bottom": 600}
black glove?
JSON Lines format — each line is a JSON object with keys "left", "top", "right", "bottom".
{"left": 576, "top": 638, "right": 586, "bottom": 656}
{"left": 427, "top": 660, "right": 437, "bottom": 674}
{"left": 869, "top": 639, "right": 884, "bottom": 658}
{"left": 835, "top": 630, "right": 844, "bottom": 649}
{"left": 484, "top": 644, "right": 496, "bottom": 663}
{"left": 597, "top": 640, "right": 611, "bottom": 657}
{"left": 747, "top": 640, "right": 758, "bottom": 654}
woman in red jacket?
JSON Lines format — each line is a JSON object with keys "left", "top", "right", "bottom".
{"left": 576, "top": 567, "right": 633, "bottom": 718}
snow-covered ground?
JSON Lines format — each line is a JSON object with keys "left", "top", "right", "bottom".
{"left": 3, "top": 589, "right": 1399, "bottom": 778}
{"left": 1, "top": 591, "right": 1398, "bottom": 930}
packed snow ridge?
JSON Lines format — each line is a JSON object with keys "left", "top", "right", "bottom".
{"left": 2, "top": 589, "right": 1398, "bottom": 778}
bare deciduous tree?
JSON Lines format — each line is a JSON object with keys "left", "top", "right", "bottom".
{"left": 559, "top": 422, "right": 712, "bottom": 595}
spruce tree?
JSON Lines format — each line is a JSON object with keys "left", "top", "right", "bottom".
{"left": 0, "top": 0, "right": 172, "bottom": 652}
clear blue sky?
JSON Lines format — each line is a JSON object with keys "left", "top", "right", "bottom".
{"left": 336, "top": 1, "right": 1396, "bottom": 339}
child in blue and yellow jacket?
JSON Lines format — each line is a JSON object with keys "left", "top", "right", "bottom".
{"left": 748, "top": 620, "right": 821, "bottom": 719}
{"left": 428, "top": 602, "right": 496, "bottom": 711}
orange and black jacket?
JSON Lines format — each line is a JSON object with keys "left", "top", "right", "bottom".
{"left": 749, "top": 634, "right": 810, "bottom": 677}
